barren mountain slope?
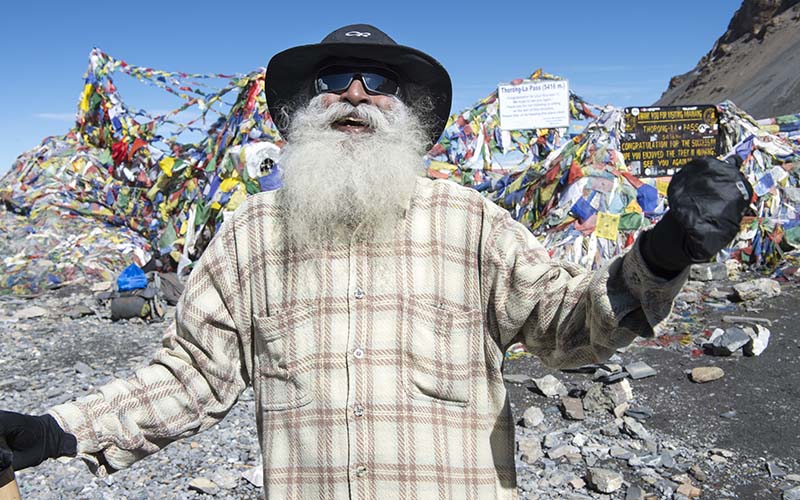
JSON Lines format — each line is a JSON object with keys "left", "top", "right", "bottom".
{"left": 655, "top": 0, "right": 800, "bottom": 118}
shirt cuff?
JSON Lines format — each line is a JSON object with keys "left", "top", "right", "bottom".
{"left": 48, "top": 403, "right": 117, "bottom": 478}
{"left": 607, "top": 237, "right": 689, "bottom": 338}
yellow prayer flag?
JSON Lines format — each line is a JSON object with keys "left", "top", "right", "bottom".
{"left": 655, "top": 178, "right": 670, "bottom": 196}
{"left": 165, "top": 195, "right": 180, "bottom": 212}
{"left": 625, "top": 199, "right": 643, "bottom": 214}
{"left": 79, "top": 83, "right": 93, "bottom": 112}
{"left": 428, "top": 160, "right": 457, "bottom": 172}
{"left": 159, "top": 157, "right": 175, "bottom": 177}
{"left": 540, "top": 182, "right": 558, "bottom": 204}
{"left": 71, "top": 157, "right": 85, "bottom": 174}
{"left": 507, "top": 175, "right": 524, "bottom": 194}
{"left": 595, "top": 212, "right": 621, "bottom": 241}
{"left": 575, "top": 141, "right": 588, "bottom": 160}
{"left": 226, "top": 188, "right": 247, "bottom": 212}
{"left": 219, "top": 177, "right": 240, "bottom": 192}
{"left": 470, "top": 119, "right": 481, "bottom": 136}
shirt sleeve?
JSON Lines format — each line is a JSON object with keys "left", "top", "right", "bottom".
{"left": 47, "top": 215, "right": 252, "bottom": 476}
{"left": 481, "top": 201, "right": 687, "bottom": 369}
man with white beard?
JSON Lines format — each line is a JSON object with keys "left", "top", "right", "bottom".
{"left": 279, "top": 93, "right": 427, "bottom": 248}
{"left": 0, "top": 24, "right": 752, "bottom": 499}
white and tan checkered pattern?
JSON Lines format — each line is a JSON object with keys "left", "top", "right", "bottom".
{"left": 49, "top": 177, "right": 686, "bottom": 499}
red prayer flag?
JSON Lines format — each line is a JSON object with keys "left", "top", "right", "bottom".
{"left": 111, "top": 141, "right": 128, "bottom": 166}
{"left": 128, "top": 138, "right": 148, "bottom": 161}
{"left": 621, "top": 171, "right": 644, "bottom": 189}
{"left": 568, "top": 161, "right": 583, "bottom": 184}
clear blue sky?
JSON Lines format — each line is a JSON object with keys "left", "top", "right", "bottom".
{"left": 0, "top": 0, "right": 741, "bottom": 173}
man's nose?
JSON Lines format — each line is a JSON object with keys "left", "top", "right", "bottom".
{"left": 338, "top": 78, "right": 371, "bottom": 106}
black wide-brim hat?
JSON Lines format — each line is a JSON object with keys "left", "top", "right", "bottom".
{"left": 265, "top": 24, "right": 452, "bottom": 147}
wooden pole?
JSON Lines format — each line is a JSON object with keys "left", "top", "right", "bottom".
{"left": 0, "top": 437, "right": 21, "bottom": 500}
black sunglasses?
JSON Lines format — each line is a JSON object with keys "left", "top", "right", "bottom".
{"left": 315, "top": 66, "right": 401, "bottom": 97}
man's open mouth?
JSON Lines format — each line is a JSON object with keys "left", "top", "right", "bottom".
{"left": 333, "top": 116, "right": 370, "bottom": 130}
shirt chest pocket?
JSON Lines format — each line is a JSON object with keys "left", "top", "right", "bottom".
{"left": 253, "top": 306, "right": 318, "bottom": 411}
{"left": 403, "top": 301, "right": 483, "bottom": 407}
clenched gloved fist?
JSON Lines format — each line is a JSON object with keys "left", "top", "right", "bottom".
{"left": 640, "top": 156, "right": 753, "bottom": 278}
{"left": 0, "top": 410, "right": 77, "bottom": 470}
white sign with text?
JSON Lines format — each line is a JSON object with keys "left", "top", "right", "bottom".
{"left": 498, "top": 80, "right": 570, "bottom": 130}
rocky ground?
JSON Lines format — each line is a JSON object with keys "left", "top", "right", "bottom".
{"left": 1, "top": 261, "right": 799, "bottom": 499}
{"left": 506, "top": 261, "right": 800, "bottom": 499}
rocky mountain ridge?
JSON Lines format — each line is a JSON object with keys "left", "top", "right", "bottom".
{"left": 655, "top": 0, "right": 800, "bottom": 118}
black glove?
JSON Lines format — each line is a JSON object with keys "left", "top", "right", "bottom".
{"left": 0, "top": 410, "right": 77, "bottom": 471}
{"left": 640, "top": 156, "right": 753, "bottom": 278}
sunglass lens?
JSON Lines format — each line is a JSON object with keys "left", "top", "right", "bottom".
{"left": 316, "top": 73, "right": 353, "bottom": 93}
{"left": 362, "top": 73, "right": 399, "bottom": 95}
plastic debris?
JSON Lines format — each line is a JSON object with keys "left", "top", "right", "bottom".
{"left": 505, "top": 342, "right": 530, "bottom": 360}
{"left": 743, "top": 325, "right": 771, "bottom": 356}
{"left": 117, "top": 264, "right": 147, "bottom": 291}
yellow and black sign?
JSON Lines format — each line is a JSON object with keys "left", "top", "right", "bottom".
{"left": 620, "top": 105, "right": 719, "bottom": 177}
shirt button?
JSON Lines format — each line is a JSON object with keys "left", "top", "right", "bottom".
{"left": 353, "top": 348, "right": 365, "bottom": 359}
{"left": 355, "top": 466, "right": 367, "bottom": 478}
{"left": 354, "top": 288, "right": 365, "bottom": 299}
{"left": 354, "top": 405, "right": 364, "bottom": 417}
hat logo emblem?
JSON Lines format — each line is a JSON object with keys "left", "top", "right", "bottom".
{"left": 344, "top": 31, "right": 371, "bottom": 37}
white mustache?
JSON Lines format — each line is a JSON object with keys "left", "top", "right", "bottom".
{"left": 314, "top": 101, "right": 394, "bottom": 131}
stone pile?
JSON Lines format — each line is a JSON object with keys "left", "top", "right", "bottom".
{"left": 506, "top": 342, "right": 799, "bottom": 498}
{"left": 509, "top": 369, "right": 719, "bottom": 498}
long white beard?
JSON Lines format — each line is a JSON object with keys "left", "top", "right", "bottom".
{"left": 278, "top": 95, "right": 428, "bottom": 248}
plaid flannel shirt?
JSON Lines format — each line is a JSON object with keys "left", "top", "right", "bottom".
{"left": 50, "top": 177, "right": 686, "bottom": 499}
